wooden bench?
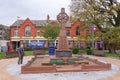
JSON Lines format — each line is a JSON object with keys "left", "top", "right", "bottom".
{"left": 6, "top": 51, "right": 19, "bottom": 58}
{"left": 34, "top": 49, "right": 45, "bottom": 55}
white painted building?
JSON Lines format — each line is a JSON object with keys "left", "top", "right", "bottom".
{"left": 0, "top": 40, "right": 9, "bottom": 52}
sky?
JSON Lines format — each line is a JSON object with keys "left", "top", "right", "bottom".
{"left": 0, "top": 0, "right": 71, "bottom": 26}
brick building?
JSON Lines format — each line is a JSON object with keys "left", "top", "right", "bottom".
{"left": 10, "top": 16, "right": 102, "bottom": 50}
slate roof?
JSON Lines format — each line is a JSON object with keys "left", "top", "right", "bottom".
{"left": 11, "top": 19, "right": 71, "bottom": 27}
{"left": 0, "top": 24, "right": 9, "bottom": 29}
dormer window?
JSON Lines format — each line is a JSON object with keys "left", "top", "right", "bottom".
{"left": 25, "top": 26, "right": 30, "bottom": 36}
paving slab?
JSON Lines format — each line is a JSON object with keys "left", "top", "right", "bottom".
{"left": 0, "top": 55, "right": 119, "bottom": 80}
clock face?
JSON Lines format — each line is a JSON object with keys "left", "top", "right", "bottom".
{"left": 57, "top": 13, "right": 69, "bottom": 23}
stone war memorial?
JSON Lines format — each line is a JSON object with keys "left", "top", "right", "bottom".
{"left": 21, "top": 8, "right": 111, "bottom": 73}
{"left": 56, "top": 8, "right": 72, "bottom": 57}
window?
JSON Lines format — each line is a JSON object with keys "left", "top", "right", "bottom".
{"left": 68, "top": 40, "right": 71, "bottom": 48}
{"left": 0, "top": 29, "right": 2, "bottom": 38}
{"left": 37, "top": 30, "right": 40, "bottom": 36}
{"left": 76, "top": 27, "right": 80, "bottom": 36}
{"left": 25, "top": 26, "right": 30, "bottom": 36}
{"left": 66, "top": 30, "right": 70, "bottom": 36}
{"left": 14, "top": 29, "right": 18, "bottom": 36}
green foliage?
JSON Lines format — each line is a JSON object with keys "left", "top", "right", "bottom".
{"left": 86, "top": 46, "right": 91, "bottom": 49}
{"left": 41, "top": 24, "right": 60, "bottom": 46}
{"left": 50, "top": 59, "right": 64, "bottom": 64}
{"left": 70, "top": 0, "right": 120, "bottom": 28}
{"left": 104, "top": 53, "right": 120, "bottom": 57}
{"left": 86, "top": 47, "right": 92, "bottom": 55}
{"left": 86, "top": 49, "right": 92, "bottom": 55}
{"left": 41, "top": 24, "right": 60, "bottom": 40}
{"left": 72, "top": 47, "right": 79, "bottom": 54}
{"left": 0, "top": 51, "right": 34, "bottom": 58}
{"left": 103, "top": 27, "right": 120, "bottom": 52}
{"left": 98, "top": 48, "right": 103, "bottom": 50}
{"left": 67, "top": 59, "right": 75, "bottom": 63}
{"left": 24, "top": 48, "right": 33, "bottom": 51}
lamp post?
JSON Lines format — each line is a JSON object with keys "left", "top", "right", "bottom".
{"left": 16, "top": 16, "right": 20, "bottom": 50}
{"left": 91, "top": 25, "right": 97, "bottom": 49}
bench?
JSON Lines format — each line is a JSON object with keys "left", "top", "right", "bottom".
{"left": 34, "top": 49, "right": 45, "bottom": 55}
{"left": 93, "top": 50, "right": 105, "bottom": 56}
{"left": 6, "top": 51, "right": 19, "bottom": 58}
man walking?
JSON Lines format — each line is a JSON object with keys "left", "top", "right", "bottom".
{"left": 18, "top": 44, "right": 24, "bottom": 65}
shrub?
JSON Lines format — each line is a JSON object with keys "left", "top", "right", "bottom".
{"left": 98, "top": 48, "right": 103, "bottom": 50}
{"left": 86, "top": 49, "right": 92, "bottom": 55}
{"left": 24, "top": 48, "right": 32, "bottom": 51}
{"left": 86, "top": 46, "right": 91, "bottom": 49}
{"left": 72, "top": 47, "right": 79, "bottom": 54}
{"left": 86, "top": 47, "right": 92, "bottom": 55}
{"left": 67, "top": 59, "right": 75, "bottom": 63}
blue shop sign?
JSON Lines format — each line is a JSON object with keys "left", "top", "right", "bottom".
{"left": 28, "top": 41, "right": 45, "bottom": 49}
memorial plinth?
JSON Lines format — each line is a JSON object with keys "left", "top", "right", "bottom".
{"left": 56, "top": 8, "right": 72, "bottom": 57}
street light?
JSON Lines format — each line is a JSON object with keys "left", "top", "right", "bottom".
{"left": 16, "top": 16, "right": 20, "bottom": 50}
{"left": 91, "top": 25, "right": 97, "bottom": 49}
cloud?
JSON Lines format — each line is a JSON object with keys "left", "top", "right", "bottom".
{"left": 0, "top": 0, "right": 71, "bottom": 26}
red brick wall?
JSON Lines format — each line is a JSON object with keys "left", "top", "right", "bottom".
{"left": 70, "top": 20, "right": 86, "bottom": 37}
{"left": 10, "top": 18, "right": 37, "bottom": 38}
{"left": 10, "top": 27, "right": 14, "bottom": 37}
{"left": 10, "top": 19, "right": 86, "bottom": 38}
{"left": 19, "top": 18, "right": 36, "bottom": 38}
{"left": 71, "top": 20, "right": 81, "bottom": 37}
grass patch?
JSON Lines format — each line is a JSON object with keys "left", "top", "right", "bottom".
{"left": 0, "top": 52, "right": 6, "bottom": 58}
{"left": 79, "top": 49, "right": 86, "bottom": 53}
{"left": 0, "top": 51, "right": 34, "bottom": 58}
{"left": 104, "top": 53, "right": 120, "bottom": 57}
{"left": 45, "top": 50, "right": 49, "bottom": 54}
{"left": 24, "top": 51, "right": 34, "bottom": 56}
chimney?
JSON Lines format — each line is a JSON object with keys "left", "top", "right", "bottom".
{"left": 47, "top": 14, "right": 50, "bottom": 23}
{"left": 70, "top": 16, "right": 72, "bottom": 23}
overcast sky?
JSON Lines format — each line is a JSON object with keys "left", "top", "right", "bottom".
{"left": 0, "top": 0, "right": 71, "bottom": 26}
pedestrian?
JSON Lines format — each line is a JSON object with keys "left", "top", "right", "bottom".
{"left": 18, "top": 44, "right": 24, "bottom": 65}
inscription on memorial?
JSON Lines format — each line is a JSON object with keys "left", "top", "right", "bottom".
{"left": 56, "top": 51, "right": 72, "bottom": 57}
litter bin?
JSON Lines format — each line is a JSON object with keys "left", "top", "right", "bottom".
{"left": 49, "top": 46, "right": 55, "bottom": 55}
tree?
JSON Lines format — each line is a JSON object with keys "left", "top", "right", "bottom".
{"left": 41, "top": 24, "right": 60, "bottom": 47}
{"left": 70, "top": 0, "right": 120, "bottom": 52}
{"left": 85, "top": 29, "right": 102, "bottom": 48}
{"left": 70, "top": 0, "right": 120, "bottom": 28}
{"left": 0, "top": 25, "right": 10, "bottom": 40}
{"left": 103, "top": 27, "right": 120, "bottom": 53}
